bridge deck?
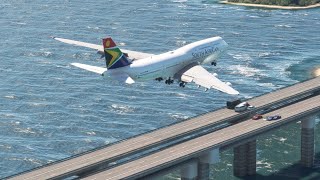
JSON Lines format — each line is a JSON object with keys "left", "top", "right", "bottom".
{"left": 84, "top": 94, "right": 320, "bottom": 179}
{"left": 10, "top": 77, "right": 320, "bottom": 180}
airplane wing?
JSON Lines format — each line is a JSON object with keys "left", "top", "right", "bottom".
{"left": 52, "top": 37, "right": 154, "bottom": 60}
{"left": 180, "top": 65, "right": 239, "bottom": 95}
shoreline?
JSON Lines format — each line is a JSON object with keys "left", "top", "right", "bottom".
{"left": 221, "top": 1, "right": 320, "bottom": 10}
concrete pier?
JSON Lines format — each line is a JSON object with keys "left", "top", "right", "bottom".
{"left": 198, "top": 162, "right": 210, "bottom": 180}
{"left": 198, "top": 149, "right": 220, "bottom": 180}
{"left": 181, "top": 162, "right": 198, "bottom": 180}
{"left": 301, "top": 117, "right": 315, "bottom": 167}
{"left": 247, "top": 140, "right": 257, "bottom": 175}
{"left": 234, "top": 143, "right": 247, "bottom": 177}
{"left": 233, "top": 140, "right": 256, "bottom": 177}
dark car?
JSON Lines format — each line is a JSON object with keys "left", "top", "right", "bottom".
{"left": 226, "top": 99, "right": 242, "bottom": 109}
{"left": 266, "top": 115, "right": 281, "bottom": 121}
{"left": 252, "top": 114, "right": 263, "bottom": 120}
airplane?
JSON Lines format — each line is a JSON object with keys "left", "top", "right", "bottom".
{"left": 52, "top": 36, "right": 239, "bottom": 95}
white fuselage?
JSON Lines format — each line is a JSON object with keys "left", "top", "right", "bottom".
{"left": 104, "top": 36, "right": 228, "bottom": 81}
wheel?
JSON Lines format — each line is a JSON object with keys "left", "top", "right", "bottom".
{"left": 155, "top": 77, "right": 163, "bottom": 82}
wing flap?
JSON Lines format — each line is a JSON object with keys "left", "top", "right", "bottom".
{"left": 181, "top": 65, "right": 239, "bottom": 95}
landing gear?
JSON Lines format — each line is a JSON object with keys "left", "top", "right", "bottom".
{"left": 165, "top": 78, "right": 174, "bottom": 85}
{"left": 211, "top": 61, "right": 217, "bottom": 66}
{"left": 179, "top": 82, "right": 186, "bottom": 88}
{"left": 155, "top": 77, "right": 163, "bottom": 82}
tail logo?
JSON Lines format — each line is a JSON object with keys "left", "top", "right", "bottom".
{"left": 105, "top": 40, "right": 111, "bottom": 47}
{"left": 103, "top": 37, "right": 131, "bottom": 69}
{"left": 105, "top": 48, "right": 122, "bottom": 68}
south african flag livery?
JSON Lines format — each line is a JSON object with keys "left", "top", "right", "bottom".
{"left": 103, "top": 37, "right": 131, "bottom": 69}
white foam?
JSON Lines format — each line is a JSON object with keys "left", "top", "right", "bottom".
{"left": 175, "top": 93, "right": 193, "bottom": 99}
{"left": 110, "top": 104, "right": 135, "bottom": 114}
{"left": 258, "top": 52, "right": 271, "bottom": 57}
{"left": 4, "top": 95, "right": 16, "bottom": 99}
{"left": 173, "top": 0, "right": 188, "bottom": 2}
{"left": 248, "top": 15, "right": 259, "bottom": 18}
{"left": 86, "top": 131, "right": 96, "bottom": 136}
{"left": 169, "top": 113, "right": 189, "bottom": 120}
{"left": 229, "top": 65, "right": 262, "bottom": 77}
{"left": 257, "top": 160, "right": 273, "bottom": 169}
{"left": 30, "top": 102, "right": 47, "bottom": 107}
{"left": 232, "top": 53, "right": 253, "bottom": 61}
{"left": 13, "top": 22, "right": 27, "bottom": 25}
{"left": 275, "top": 24, "right": 292, "bottom": 28}
{"left": 87, "top": 26, "right": 100, "bottom": 30}
{"left": 14, "top": 127, "right": 36, "bottom": 134}
{"left": 258, "top": 83, "right": 275, "bottom": 88}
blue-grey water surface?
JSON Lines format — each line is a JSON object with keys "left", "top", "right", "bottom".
{"left": 0, "top": 0, "right": 319, "bottom": 179}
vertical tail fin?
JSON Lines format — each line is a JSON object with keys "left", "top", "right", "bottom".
{"left": 103, "top": 37, "right": 131, "bottom": 69}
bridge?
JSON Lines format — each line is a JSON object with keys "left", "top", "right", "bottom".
{"left": 9, "top": 77, "right": 320, "bottom": 180}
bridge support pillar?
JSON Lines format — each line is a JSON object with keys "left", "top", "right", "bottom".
{"left": 181, "top": 161, "right": 198, "bottom": 180}
{"left": 233, "top": 140, "right": 256, "bottom": 177}
{"left": 198, "top": 148, "right": 220, "bottom": 180}
{"left": 301, "top": 117, "right": 315, "bottom": 168}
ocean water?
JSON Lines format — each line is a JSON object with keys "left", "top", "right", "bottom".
{"left": 0, "top": 0, "right": 319, "bottom": 179}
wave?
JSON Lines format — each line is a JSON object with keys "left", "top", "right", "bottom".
{"left": 229, "top": 65, "right": 263, "bottom": 77}
{"left": 168, "top": 113, "right": 189, "bottom": 121}
{"left": 22, "top": 51, "right": 53, "bottom": 58}
{"left": 274, "top": 24, "right": 292, "bottom": 28}
{"left": 110, "top": 104, "right": 135, "bottom": 114}
{"left": 231, "top": 53, "right": 253, "bottom": 61}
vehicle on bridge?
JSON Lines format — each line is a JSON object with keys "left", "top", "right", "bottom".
{"left": 234, "top": 102, "right": 254, "bottom": 112}
{"left": 266, "top": 115, "right": 281, "bottom": 121}
{"left": 252, "top": 114, "right": 263, "bottom": 120}
{"left": 227, "top": 99, "right": 242, "bottom": 109}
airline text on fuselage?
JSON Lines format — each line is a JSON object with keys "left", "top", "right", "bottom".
{"left": 191, "top": 46, "right": 219, "bottom": 59}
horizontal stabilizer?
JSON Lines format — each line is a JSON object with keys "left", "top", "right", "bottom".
{"left": 71, "top": 63, "right": 107, "bottom": 75}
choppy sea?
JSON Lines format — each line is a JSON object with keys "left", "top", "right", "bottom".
{"left": 0, "top": 0, "right": 319, "bottom": 179}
